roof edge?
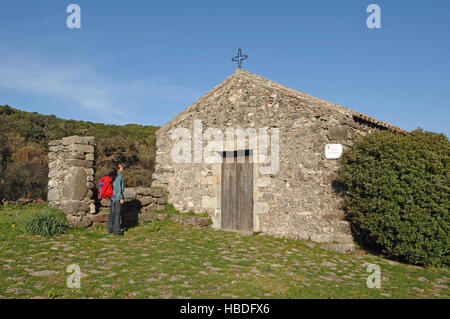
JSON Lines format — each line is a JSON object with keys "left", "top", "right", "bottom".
{"left": 157, "top": 68, "right": 408, "bottom": 135}
{"left": 157, "top": 70, "right": 239, "bottom": 135}
{"left": 234, "top": 68, "right": 408, "bottom": 134}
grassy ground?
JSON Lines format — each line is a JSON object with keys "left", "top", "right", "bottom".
{"left": 0, "top": 204, "right": 448, "bottom": 299}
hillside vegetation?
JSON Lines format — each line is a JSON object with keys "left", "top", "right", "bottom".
{"left": 0, "top": 105, "right": 159, "bottom": 201}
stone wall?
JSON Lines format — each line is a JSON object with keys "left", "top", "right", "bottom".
{"left": 47, "top": 136, "right": 96, "bottom": 227}
{"left": 152, "top": 69, "right": 390, "bottom": 250}
{"left": 139, "top": 212, "right": 210, "bottom": 228}
{"left": 1, "top": 198, "right": 45, "bottom": 206}
{"left": 47, "top": 134, "right": 169, "bottom": 228}
{"left": 93, "top": 187, "right": 167, "bottom": 227}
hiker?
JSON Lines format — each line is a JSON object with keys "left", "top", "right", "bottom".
{"left": 107, "top": 163, "right": 125, "bottom": 236}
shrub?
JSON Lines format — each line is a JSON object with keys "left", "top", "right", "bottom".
{"left": 338, "top": 129, "right": 449, "bottom": 267}
{"left": 22, "top": 210, "right": 70, "bottom": 236}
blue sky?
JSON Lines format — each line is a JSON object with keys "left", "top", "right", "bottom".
{"left": 0, "top": 1, "right": 449, "bottom": 136}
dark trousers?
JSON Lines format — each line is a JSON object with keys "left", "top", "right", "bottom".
{"left": 108, "top": 200, "right": 122, "bottom": 234}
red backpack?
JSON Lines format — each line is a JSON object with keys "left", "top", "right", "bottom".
{"left": 98, "top": 176, "right": 114, "bottom": 199}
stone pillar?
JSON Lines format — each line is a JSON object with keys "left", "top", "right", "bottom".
{"left": 47, "top": 135, "right": 96, "bottom": 227}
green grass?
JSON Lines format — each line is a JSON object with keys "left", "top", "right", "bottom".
{"left": 0, "top": 204, "right": 448, "bottom": 299}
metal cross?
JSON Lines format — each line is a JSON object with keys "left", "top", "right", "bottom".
{"left": 232, "top": 48, "right": 248, "bottom": 69}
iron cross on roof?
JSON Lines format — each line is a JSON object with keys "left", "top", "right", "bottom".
{"left": 232, "top": 48, "right": 248, "bottom": 69}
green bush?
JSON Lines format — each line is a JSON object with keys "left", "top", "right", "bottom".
{"left": 22, "top": 210, "right": 70, "bottom": 236}
{"left": 338, "top": 129, "right": 449, "bottom": 267}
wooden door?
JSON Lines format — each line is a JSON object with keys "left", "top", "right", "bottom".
{"left": 221, "top": 152, "right": 253, "bottom": 233}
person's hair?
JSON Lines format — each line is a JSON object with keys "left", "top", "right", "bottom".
{"left": 108, "top": 163, "right": 125, "bottom": 182}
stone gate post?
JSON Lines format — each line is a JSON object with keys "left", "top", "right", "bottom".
{"left": 47, "top": 135, "right": 96, "bottom": 227}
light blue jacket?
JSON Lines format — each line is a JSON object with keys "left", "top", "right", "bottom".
{"left": 112, "top": 172, "right": 124, "bottom": 202}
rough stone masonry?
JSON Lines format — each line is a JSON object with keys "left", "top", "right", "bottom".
{"left": 47, "top": 135, "right": 96, "bottom": 227}
{"left": 152, "top": 68, "right": 407, "bottom": 253}
{"left": 47, "top": 135, "right": 169, "bottom": 228}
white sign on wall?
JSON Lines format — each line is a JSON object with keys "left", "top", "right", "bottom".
{"left": 325, "top": 144, "right": 343, "bottom": 159}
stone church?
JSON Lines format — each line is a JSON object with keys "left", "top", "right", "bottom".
{"left": 152, "top": 68, "right": 406, "bottom": 252}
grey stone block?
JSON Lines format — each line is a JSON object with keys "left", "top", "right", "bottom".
{"left": 61, "top": 167, "right": 87, "bottom": 201}
{"left": 156, "top": 197, "right": 167, "bottom": 205}
{"left": 157, "top": 214, "right": 168, "bottom": 221}
{"left": 100, "top": 198, "right": 111, "bottom": 207}
{"left": 60, "top": 201, "right": 89, "bottom": 214}
{"left": 47, "top": 188, "right": 61, "bottom": 201}
{"left": 124, "top": 188, "right": 137, "bottom": 200}
{"left": 137, "top": 195, "right": 153, "bottom": 206}
{"left": 62, "top": 136, "right": 84, "bottom": 145}
{"left": 139, "top": 213, "right": 157, "bottom": 222}
{"left": 65, "top": 159, "right": 93, "bottom": 168}
{"left": 135, "top": 187, "right": 153, "bottom": 196}
{"left": 152, "top": 188, "right": 165, "bottom": 198}
{"left": 66, "top": 215, "right": 92, "bottom": 228}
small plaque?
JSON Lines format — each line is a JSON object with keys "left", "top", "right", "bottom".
{"left": 325, "top": 144, "right": 343, "bottom": 159}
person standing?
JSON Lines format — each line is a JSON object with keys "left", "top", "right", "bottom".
{"left": 107, "top": 163, "right": 125, "bottom": 236}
